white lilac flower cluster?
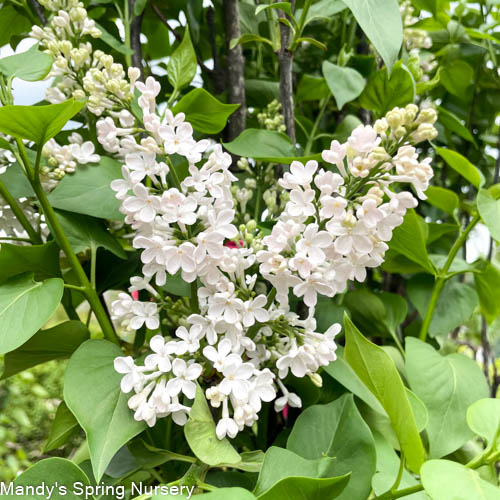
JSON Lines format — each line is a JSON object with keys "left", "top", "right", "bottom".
{"left": 259, "top": 105, "right": 436, "bottom": 310}
{"left": 31, "top": 0, "right": 132, "bottom": 115}
{"left": 107, "top": 72, "right": 436, "bottom": 438}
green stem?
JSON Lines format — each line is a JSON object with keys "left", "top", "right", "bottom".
{"left": 304, "top": 97, "right": 329, "bottom": 155}
{"left": 266, "top": 287, "right": 277, "bottom": 308}
{"left": 166, "top": 157, "right": 182, "bottom": 190}
{"left": 191, "top": 280, "right": 199, "bottom": 314}
{"left": 381, "top": 445, "right": 500, "bottom": 499}
{"left": 64, "top": 283, "right": 86, "bottom": 292}
{"left": 90, "top": 242, "right": 97, "bottom": 290}
{"left": 20, "top": 146, "right": 119, "bottom": 344}
{"left": 254, "top": 164, "right": 263, "bottom": 221}
{"left": 295, "top": 0, "right": 313, "bottom": 40}
{"left": 382, "top": 484, "right": 424, "bottom": 499}
{"left": 419, "top": 213, "right": 480, "bottom": 342}
{"left": 198, "top": 483, "right": 217, "bottom": 492}
{"left": 34, "top": 179, "right": 119, "bottom": 343}
{"left": 123, "top": 0, "right": 132, "bottom": 68}
{"left": 0, "top": 179, "right": 42, "bottom": 244}
{"left": 0, "top": 236, "right": 32, "bottom": 243}
{"left": 390, "top": 453, "right": 405, "bottom": 494}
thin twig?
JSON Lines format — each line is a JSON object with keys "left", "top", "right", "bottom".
{"left": 223, "top": 0, "right": 247, "bottom": 140}
{"left": 278, "top": 1, "right": 296, "bottom": 144}
{"left": 207, "top": 6, "right": 226, "bottom": 94}
{"left": 152, "top": 4, "right": 212, "bottom": 76}
{"left": 30, "top": 0, "right": 47, "bottom": 25}
{"left": 129, "top": 0, "right": 145, "bottom": 79}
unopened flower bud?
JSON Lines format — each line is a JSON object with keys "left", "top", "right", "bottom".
{"left": 416, "top": 108, "right": 437, "bottom": 124}
{"left": 309, "top": 373, "right": 323, "bottom": 388}
{"left": 374, "top": 118, "right": 388, "bottom": 134}
{"left": 386, "top": 109, "right": 405, "bottom": 129}
{"left": 245, "top": 178, "right": 257, "bottom": 189}
{"left": 394, "top": 126, "right": 407, "bottom": 139}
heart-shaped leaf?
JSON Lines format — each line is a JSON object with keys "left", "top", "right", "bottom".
{"left": 0, "top": 273, "right": 64, "bottom": 355}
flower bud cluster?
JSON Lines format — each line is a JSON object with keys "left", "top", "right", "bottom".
{"left": 374, "top": 103, "right": 438, "bottom": 153}
{"left": 30, "top": 0, "right": 132, "bottom": 115}
{"left": 256, "top": 99, "right": 287, "bottom": 133}
{"left": 400, "top": 1, "right": 432, "bottom": 50}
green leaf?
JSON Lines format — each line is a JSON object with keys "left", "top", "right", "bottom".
{"left": 0, "top": 160, "right": 34, "bottom": 197}
{"left": 48, "top": 157, "right": 123, "bottom": 220}
{"left": 287, "top": 394, "right": 376, "bottom": 500}
{"left": 379, "top": 292, "right": 408, "bottom": 336}
{"left": 474, "top": 262, "right": 500, "bottom": 324}
{"left": 388, "top": 209, "right": 435, "bottom": 274}
{"left": 407, "top": 276, "right": 478, "bottom": 338}
{"left": 425, "top": 186, "right": 459, "bottom": 216}
{"left": 94, "top": 22, "right": 134, "bottom": 55}
{"left": 0, "top": 273, "right": 64, "bottom": 355}
{"left": 167, "top": 28, "right": 197, "bottom": 92}
{"left": 172, "top": 88, "right": 239, "bottom": 134}
{"left": 133, "top": 0, "right": 148, "bottom": 16}
{"left": 314, "top": 296, "right": 345, "bottom": 332}
{"left": 0, "top": 240, "right": 61, "bottom": 282}
{"left": 223, "top": 128, "right": 321, "bottom": 164}
{"left": 296, "top": 74, "right": 330, "bottom": 102}
{"left": 359, "top": 62, "right": 415, "bottom": 115}
{"left": 440, "top": 60, "right": 474, "bottom": 101}
{"left": 54, "top": 210, "right": 126, "bottom": 259}
{"left": 246, "top": 79, "right": 280, "bottom": 106}
{"left": 258, "top": 475, "right": 350, "bottom": 500}
{"left": 162, "top": 270, "right": 191, "bottom": 297}
{"left": 322, "top": 61, "right": 366, "bottom": 109}
{"left": 184, "top": 384, "right": 241, "bottom": 467}
{"left": 466, "top": 398, "right": 500, "bottom": 447}
{"left": 0, "top": 43, "right": 53, "bottom": 82}
{"left": 344, "top": 0, "right": 403, "bottom": 71}
{"left": 153, "top": 488, "right": 256, "bottom": 500}
{"left": 405, "top": 338, "right": 489, "bottom": 458}
{"left": 64, "top": 339, "right": 147, "bottom": 481}
{"left": 255, "top": 2, "right": 293, "bottom": 18}
{"left": 44, "top": 402, "right": 81, "bottom": 452}
{"left": 11, "top": 458, "right": 91, "bottom": 499}
{"left": 254, "top": 447, "right": 350, "bottom": 499}
{"left": 296, "top": 0, "right": 347, "bottom": 26}
{"left": 437, "top": 106, "right": 476, "bottom": 146}
{"left": 1, "top": 320, "right": 89, "bottom": 379}
{"left": 324, "top": 347, "right": 386, "bottom": 415}
{"left": 436, "top": 147, "right": 484, "bottom": 189}
{"left": 333, "top": 114, "right": 363, "bottom": 142}
{"left": 421, "top": 460, "right": 500, "bottom": 500}
{"left": 296, "top": 37, "right": 328, "bottom": 51}
{"left": 343, "top": 314, "right": 425, "bottom": 473}
{"left": 478, "top": 188, "right": 500, "bottom": 242}
{"left": 230, "top": 34, "right": 274, "bottom": 50}
{"left": 416, "top": 66, "right": 441, "bottom": 94}
{"left": 0, "top": 99, "right": 85, "bottom": 145}
{"left": 0, "top": 6, "right": 31, "bottom": 48}
{"left": 427, "top": 223, "right": 459, "bottom": 244}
